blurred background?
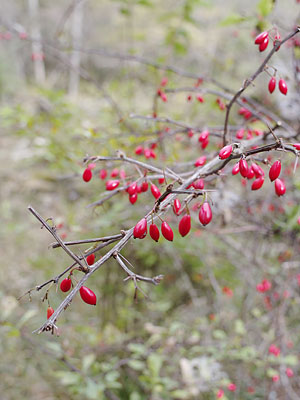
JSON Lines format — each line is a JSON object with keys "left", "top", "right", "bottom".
{"left": 1, "top": 0, "right": 300, "bottom": 399}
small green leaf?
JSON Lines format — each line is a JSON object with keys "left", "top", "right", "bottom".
{"left": 234, "top": 319, "right": 246, "bottom": 335}
{"left": 82, "top": 354, "right": 96, "bottom": 372}
{"left": 55, "top": 371, "right": 81, "bottom": 386}
{"left": 257, "top": 0, "right": 274, "bottom": 17}
{"left": 267, "top": 368, "right": 278, "bottom": 378}
{"left": 147, "top": 353, "right": 163, "bottom": 377}
{"left": 128, "top": 360, "right": 145, "bottom": 371}
{"left": 220, "top": 13, "right": 246, "bottom": 26}
{"left": 283, "top": 355, "right": 298, "bottom": 366}
{"left": 213, "top": 329, "right": 227, "bottom": 339}
{"left": 128, "top": 343, "right": 147, "bottom": 354}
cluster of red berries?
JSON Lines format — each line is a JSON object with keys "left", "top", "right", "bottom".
{"left": 60, "top": 275, "right": 97, "bottom": 305}
{"left": 256, "top": 279, "right": 272, "bottom": 293}
{"left": 218, "top": 146, "right": 286, "bottom": 197}
{"left": 216, "top": 98, "right": 225, "bottom": 111}
{"left": 235, "top": 128, "right": 263, "bottom": 140}
{"left": 238, "top": 107, "right": 252, "bottom": 120}
{"left": 157, "top": 88, "right": 167, "bottom": 102}
{"left": 198, "top": 130, "right": 209, "bottom": 149}
{"left": 268, "top": 344, "right": 280, "bottom": 356}
{"left": 135, "top": 144, "right": 157, "bottom": 159}
{"left": 254, "top": 30, "right": 281, "bottom": 52}
{"left": 83, "top": 163, "right": 168, "bottom": 204}
{"left": 46, "top": 252, "right": 99, "bottom": 318}
{"left": 133, "top": 200, "right": 212, "bottom": 242}
{"left": 268, "top": 76, "right": 288, "bottom": 95}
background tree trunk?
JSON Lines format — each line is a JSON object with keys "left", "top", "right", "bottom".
{"left": 28, "top": 0, "right": 45, "bottom": 84}
{"left": 68, "top": 0, "right": 84, "bottom": 96}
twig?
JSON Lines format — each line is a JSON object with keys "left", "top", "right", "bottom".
{"left": 50, "top": 233, "right": 124, "bottom": 248}
{"left": 223, "top": 27, "right": 300, "bottom": 145}
{"left": 28, "top": 206, "right": 89, "bottom": 273}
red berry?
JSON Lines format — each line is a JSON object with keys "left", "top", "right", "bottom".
{"left": 251, "top": 176, "right": 264, "bottom": 190}
{"left": 128, "top": 182, "right": 138, "bottom": 196}
{"left": 239, "top": 159, "right": 249, "bottom": 178}
{"left": 82, "top": 168, "right": 92, "bottom": 182}
{"left": 178, "top": 215, "right": 191, "bottom": 237}
{"left": 129, "top": 193, "right": 138, "bottom": 204}
{"left": 259, "top": 36, "right": 269, "bottom": 52}
{"left": 275, "top": 178, "right": 286, "bottom": 196}
{"left": 199, "top": 130, "right": 209, "bottom": 142}
{"left": 286, "top": 368, "right": 294, "bottom": 378}
{"left": 236, "top": 129, "right": 244, "bottom": 139}
{"left": 247, "top": 166, "right": 255, "bottom": 179}
{"left": 232, "top": 162, "right": 240, "bottom": 175}
{"left": 161, "top": 221, "right": 174, "bottom": 241}
{"left": 251, "top": 163, "right": 264, "bottom": 178}
{"left": 196, "top": 95, "right": 204, "bottom": 103}
{"left": 219, "top": 145, "right": 233, "bottom": 160}
{"left": 149, "top": 149, "right": 156, "bottom": 159}
{"left": 144, "top": 148, "right": 151, "bottom": 158}
{"left": 278, "top": 79, "right": 288, "bottom": 95}
{"left": 188, "top": 129, "right": 194, "bottom": 138}
{"left": 173, "top": 199, "right": 181, "bottom": 215}
{"left": 274, "top": 33, "right": 281, "bottom": 51}
{"left": 79, "top": 286, "right": 97, "bottom": 305}
{"left": 149, "top": 223, "right": 160, "bottom": 242}
{"left": 47, "top": 306, "right": 54, "bottom": 319}
{"left": 151, "top": 184, "right": 161, "bottom": 199}
{"left": 227, "top": 383, "right": 236, "bottom": 392}
{"left": 86, "top": 253, "right": 95, "bottom": 265}
{"left": 268, "top": 77, "right": 276, "bottom": 94}
{"left": 99, "top": 169, "right": 107, "bottom": 180}
{"left": 160, "top": 77, "right": 168, "bottom": 86}
{"left": 254, "top": 31, "right": 268, "bottom": 45}
{"left": 187, "top": 95, "right": 192, "bottom": 102}
{"left": 60, "top": 278, "right": 72, "bottom": 292}
{"left": 141, "top": 181, "right": 149, "bottom": 192}
{"left": 217, "top": 99, "right": 225, "bottom": 110}
{"left": 106, "top": 180, "right": 120, "bottom": 190}
{"left": 246, "top": 130, "right": 253, "bottom": 140}
{"left": 194, "top": 156, "right": 206, "bottom": 167}
{"left": 110, "top": 168, "right": 119, "bottom": 178}
{"left": 198, "top": 202, "right": 212, "bottom": 226}
{"left": 158, "top": 178, "right": 165, "bottom": 184}
{"left": 135, "top": 145, "right": 144, "bottom": 155}
{"left": 160, "top": 92, "right": 168, "bottom": 102}
{"left": 133, "top": 218, "right": 147, "bottom": 239}
{"left": 269, "top": 160, "right": 281, "bottom": 182}
{"left": 120, "top": 169, "right": 126, "bottom": 179}
{"left": 193, "top": 179, "right": 204, "bottom": 189}
{"left": 201, "top": 138, "right": 209, "bottom": 149}
{"left": 292, "top": 143, "right": 300, "bottom": 150}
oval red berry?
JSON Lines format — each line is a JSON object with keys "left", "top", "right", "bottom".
{"left": 79, "top": 286, "right": 97, "bottom": 305}
{"left": 161, "top": 221, "right": 174, "bottom": 241}
{"left": 82, "top": 168, "right": 92, "bottom": 182}
{"left": 149, "top": 223, "right": 160, "bottom": 242}
{"left": 47, "top": 306, "right": 54, "bottom": 319}
{"left": 178, "top": 215, "right": 191, "bottom": 237}
{"left": 86, "top": 253, "right": 95, "bottom": 266}
{"left": 60, "top": 278, "right": 72, "bottom": 292}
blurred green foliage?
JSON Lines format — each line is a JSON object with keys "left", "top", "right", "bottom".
{"left": 1, "top": 0, "right": 300, "bottom": 399}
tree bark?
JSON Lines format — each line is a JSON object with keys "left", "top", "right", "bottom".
{"left": 28, "top": 0, "right": 46, "bottom": 84}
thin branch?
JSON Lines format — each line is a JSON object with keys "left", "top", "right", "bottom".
{"left": 223, "top": 27, "right": 300, "bottom": 145}
{"left": 114, "top": 254, "right": 163, "bottom": 286}
{"left": 28, "top": 206, "right": 89, "bottom": 273}
{"left": 50, "top": 233, "right": 123, "bottom": 248}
